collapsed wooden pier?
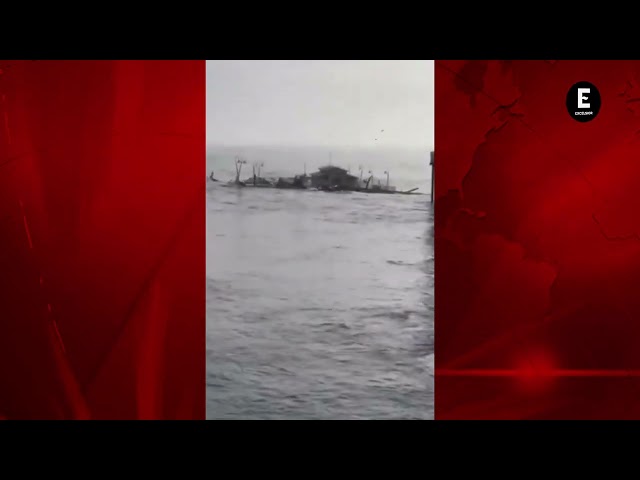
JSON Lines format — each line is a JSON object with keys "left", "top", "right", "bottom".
{"left": 213, "top": 158, "right": 425, "bottom": 195}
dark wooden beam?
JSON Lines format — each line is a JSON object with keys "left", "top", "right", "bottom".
{"left": 430, "top": 151, "right": 434, "bottom": 203}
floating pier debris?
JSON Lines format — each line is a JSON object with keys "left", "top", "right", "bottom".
{"left": 221, "top": 157, "right": 248, "bottom": 187}
{"left": 214, "top": 159, "right": 423, "bottom": 195}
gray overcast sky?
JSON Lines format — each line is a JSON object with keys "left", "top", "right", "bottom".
{"left": 206, "top": 60, "right": 433, "bottom": 150}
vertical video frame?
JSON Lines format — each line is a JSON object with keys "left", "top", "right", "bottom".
{"left": 206, "top": 60, "right": 434, "bottom": 419}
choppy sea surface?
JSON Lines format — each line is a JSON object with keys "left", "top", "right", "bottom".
{"left": 206, "top": 148, "right": 433, "bottom": 419}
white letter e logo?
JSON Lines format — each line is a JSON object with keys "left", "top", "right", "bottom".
{"left": 578, "top": 88, "right": 590, "bottom": 109}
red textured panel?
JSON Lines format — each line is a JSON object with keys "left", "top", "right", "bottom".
{"left": 435, "top": 60, "right": 640, "bottom": 419}
{"left": 0, "top": 60, "right": 205, "bottom": 419}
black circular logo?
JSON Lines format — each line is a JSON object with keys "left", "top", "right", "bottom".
{"left": 566, "top": 81, "right": 601, "bottom": 122}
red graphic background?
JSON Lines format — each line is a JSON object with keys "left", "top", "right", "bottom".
{"left": 0, "top": 60, "right": 204, "bottom": 419}
{"left": 435, "top": 60, "right": 640, "bottom": 419}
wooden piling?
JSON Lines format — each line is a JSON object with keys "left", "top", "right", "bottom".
{"left": 430, "top": 151, "right": 434, "bottom": 203}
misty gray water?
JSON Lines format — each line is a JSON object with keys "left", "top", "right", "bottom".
{"left": 206, "top": 151, "right": 433, "bottom": 420}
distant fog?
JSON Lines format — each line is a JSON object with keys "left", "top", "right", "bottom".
{"left": 206, "top": 60, "right": 434, "bottom": 151}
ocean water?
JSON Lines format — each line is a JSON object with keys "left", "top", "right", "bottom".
{"left": 206, "top": 147, "right": 434, "bottom": 419}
